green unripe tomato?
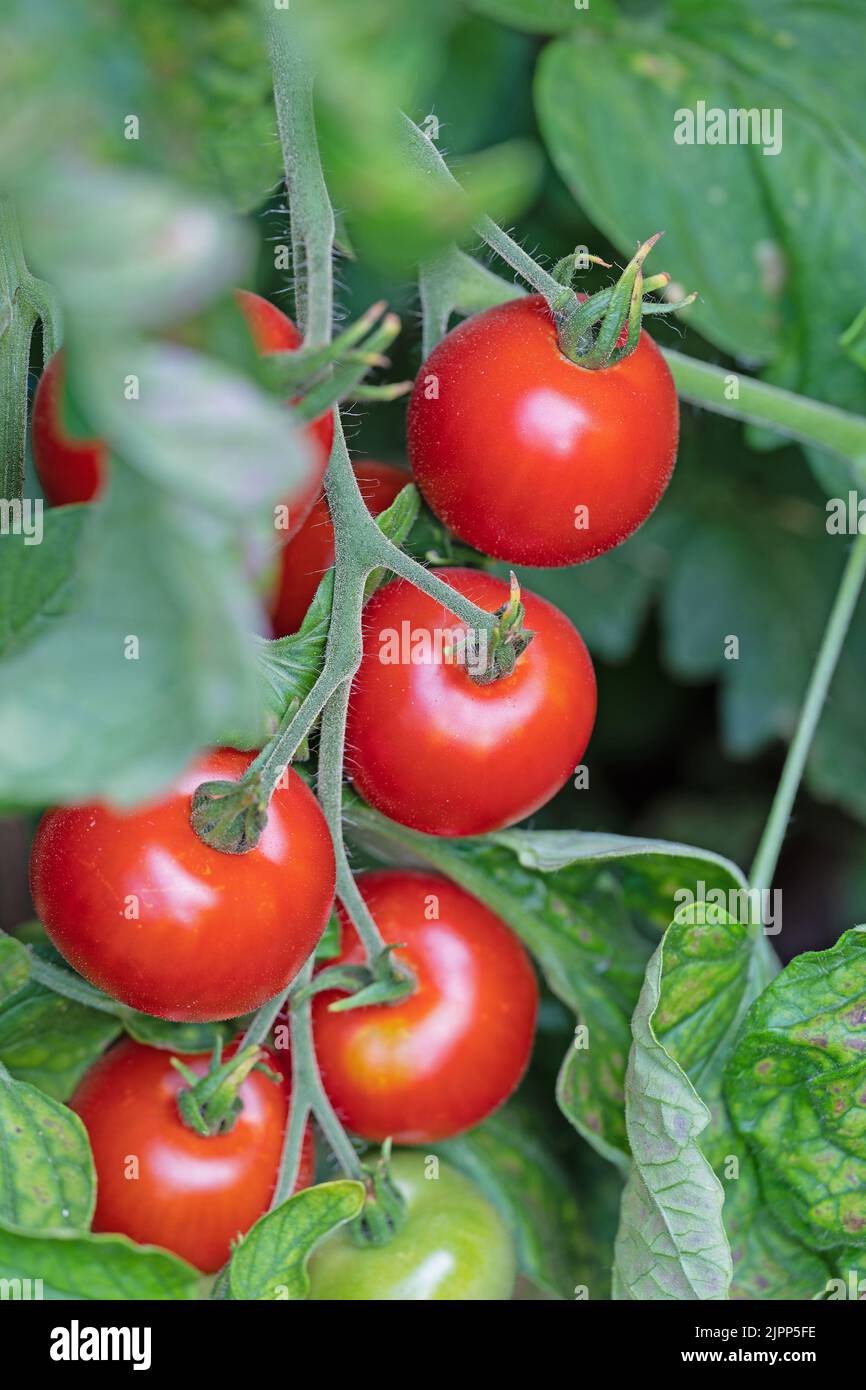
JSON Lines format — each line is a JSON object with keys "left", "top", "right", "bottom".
{"left": 307, "top": 1152, "right": 516, "bottom": 1301}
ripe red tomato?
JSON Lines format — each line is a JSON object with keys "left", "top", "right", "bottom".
{"left": 407, "top": 294, "right": 678, "bottom": 566}
{"left": 31, "top": 292, "right": 333, "bottom": 533}
{"left": 312, "top": 870, "right": 538, "bottom": 1143}
{"left": 71, "top": 1039, "right": 313, "bottom": 1273}
{"left": 271, "top": 460, "right": 408, "bottom": 637}
{"left": 344, "top": 566, "right": 596, "bottom": 835}
{"left": 29, "top": 748, "right": 335, "bottom": 1022}
{"left": 30, "top": 352, "right": 107, "bottom": 505}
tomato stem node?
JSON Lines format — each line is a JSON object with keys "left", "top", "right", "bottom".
{"left": 352, "top": 1140, "right": 407, "bottom": 1248}
{"left": 468, "top": 573, "right": 535, "bottom": 685}
{"left": 174, "top": 1043, "right": 274, "bottom": 1138}
{"left": 189, "top": 775, "right": 270, "bottom": 855}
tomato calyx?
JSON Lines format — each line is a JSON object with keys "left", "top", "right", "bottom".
{"left": 466, "top": 572, "right": 535, "bottom": 686}
{"left": 173, "top": 1042, "right": 278, "bottom": 1138}
{"left": 263, "top": 299, "right": 410, "bottom": 418}
{"left": 351, "top": 1141, "right": 407, "bottom": 1248}
{"left": 189, "top": 771, "right": 271, "bottom": 854}
{"left": 295, "top": 943, "right": 416, "bottom": 1012}
{"left": 552, "top": 232, "right": 696, "bottom": 369}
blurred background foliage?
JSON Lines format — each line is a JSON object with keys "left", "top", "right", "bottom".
{"left": 2, "top": 0, "right": 865, "bottom": 965}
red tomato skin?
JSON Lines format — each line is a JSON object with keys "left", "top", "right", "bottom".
{"left": 270, "top": 461, "right": 408, "bottom": 637}
{"left": 407, "top": 294, "right": 678, "bottom": 567}
{"left": 313, "top": 870, "right": 538, "bottom": 1143}
{"left": 29, "top": 749, "right": 335, "bottom": 1022}
{"left": 32, "top": 293, "right": 333, "bottom": 532}
{"left": 31, "top": 352, "right": 107, "bottom": 504}
{"left": 345, "top": 567, "right": 596, "bottom": 836}
{"left": 233, "top": 290, "right": 334, "bottom": 534}
{"left": 71, "top": 1039, "right": 313, "bottom": 1273}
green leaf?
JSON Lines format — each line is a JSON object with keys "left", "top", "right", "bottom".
{"left": 535, "top": 2, "right": 866, "bottom": 451}
{"left": 819, "top": 1248, "right": 866, "bottom": 1300}
{"left": 0, "top": 982, "right": 121, "bottom": 1102}
{"left": 0, "top": 1072, "right": 94, "bottom": 1233}
{"left": 726, "top": 928, "right": 866, "bottom": 1251}
{"left": 613, "top": 941, "right": 732, "bottom": 1300}
{"left": 111, "top": 1, "right": 280, "bottom": 212}
{"left": 315, "top": 910, "right": 342, "bottom": 961}
{"left": 0, "top": 466, "right": 268, "bottom": 807}
{"left": 0, "top": 1222, "right": 203, "bottom": 1299}
{"left": 84, "top": 342, "right": 315, "bottom": 521}
{"left": 0, "top": 936, "right": 30, "bottom": 1002}
{"left": 437, "top": 1097, "right": 613, "bottom": 1299}
{"left": 121, "top": 1014, "right": 231, "bottom": 1055}
{"left": 724, "top": 1163, "right": 832, "bottom": 1300}
{"left": 840, "top": 306, "right": 866, "bottom": 372}
{"left": 21, "top": 166, "right": 249, "bottom": 328}
{"left": 228, "top": 1181, "right": 365, "bottom": 1301}
{"left": 0, "top": 506, "right": 87, "bottom": 663}
{"left": 344, "top": 795, "right": 745, "bottom": 1168}
{"left": 469, "top": 0, "right": 584, "bottom": 34}
{"left": 652, "top": 905, "right": 829, "bottom": 1298}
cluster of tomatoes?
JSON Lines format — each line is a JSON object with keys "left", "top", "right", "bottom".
{"left": 28, "top": 289, "right": 678, "bottom": 1295}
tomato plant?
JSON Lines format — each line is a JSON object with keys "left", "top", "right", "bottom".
{"left": 407, "top": 294, "right": 678, "bottom": 567}
{"left": 29, "top": 748, "right": 335, "bottom": 1022}
{"left": 312, "top": 870, "right": 538, "bottom": 1142}
{"left": 271, "top": 460, "right": 407, "bottom": 636}
{"left": 31, "top": 291, "right": 334, "bottom": 533}
{"left": 3, "top": 0, "right": 866, "bottom": 1320}
{"left": 345, "top": 567, "right": 596, "bottom": 835}
{"left": 71, "top": 1039, "right": 313, "bottom": 1273}
{"left": 307, "top": 1151, "right": 516, "bottom": 1300}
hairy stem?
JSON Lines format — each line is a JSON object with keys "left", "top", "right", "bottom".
{"left": 266, "top": 13, "right": 333, "bottom": 348}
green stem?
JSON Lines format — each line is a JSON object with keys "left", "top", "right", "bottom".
{"left": 0, "top": 199, "right": 37, "bottom": 500}
{"left": 475, "top": 214, "right": 565, "bottom": 304}
{"left": 239, "top": 986, "right": 289, "bottom": 1050}
{"left": 265, "top": 12, "right": 333, "bottom": 349}
{"left": 665, "top": 349, "right": 866, "bottom": 472}
{"left": 275, "top": 955, "right": 364, "bottom": 1194}
{"left": 233, "top": 447, "right": 499, "bottom": 813}
{"left": 317, "top": 676, "right": 389, "bottom": 961}
{"left": 750, "top": 533, "right": 866, "bottom": 893}
{"left": 0, "top": 197, "right": 62, "bottom": 498}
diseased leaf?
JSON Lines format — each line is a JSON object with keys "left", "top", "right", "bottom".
{"left": 0, "top": 1072, "right": 95, "bottom": 1233}
{"left": 0, "top": 983, "right": 121, "bottom": 1102}
{"left": 726, "top": 928, "right": 866, "bottom": 1251}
